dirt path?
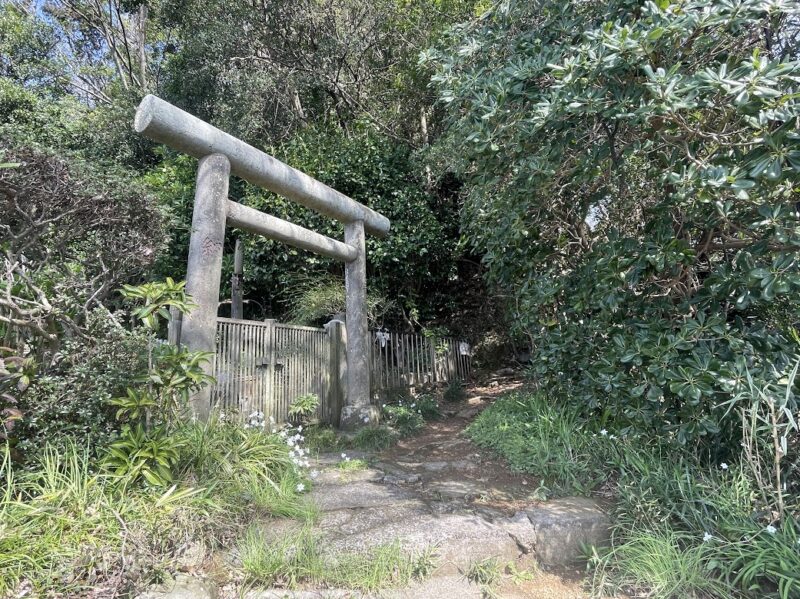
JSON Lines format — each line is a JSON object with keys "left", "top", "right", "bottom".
{"left": 233, "top": 381, "right": 606, "bottom": 598}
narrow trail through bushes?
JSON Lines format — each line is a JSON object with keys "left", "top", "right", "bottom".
{"left": 224, "top": 380, "right": 605, "bottom": 599}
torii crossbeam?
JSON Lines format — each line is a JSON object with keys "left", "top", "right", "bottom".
{"left": 134, "top": 95, "right": 390, "bottom": 428}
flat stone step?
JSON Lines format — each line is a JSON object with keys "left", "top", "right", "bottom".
{"left": 310, "top": 480, "right": 422, "bottom": 511}
{"left": 322, "top": 512, "right": 521, "bottom": 575}
{"left": 502, "top": 497, "right": 611, "bottom": 566}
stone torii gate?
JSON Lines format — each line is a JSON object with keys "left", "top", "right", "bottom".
{"left": 133, "top": 95, "right": 389, "bottom": 428}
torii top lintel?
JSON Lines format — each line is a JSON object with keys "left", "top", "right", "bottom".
{"left": 133, "top": 94, "right": 391, "bottom": 238}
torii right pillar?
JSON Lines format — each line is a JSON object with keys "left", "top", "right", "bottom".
{"left": 340, "top": 220, "right": 379, "bottom": 428}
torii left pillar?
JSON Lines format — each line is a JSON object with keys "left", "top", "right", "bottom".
{"left": 182, "top": 153, "right": 230, "bottom": 420}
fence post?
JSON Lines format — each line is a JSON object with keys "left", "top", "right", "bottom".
{"left": 264, "top": 319, "right": 276, "bottom": 422}
{"left": 324, "top": 319, "right": 347, "bottom": 427}
{"left": 167, "top": 306, "right": 183, "bottom": 345}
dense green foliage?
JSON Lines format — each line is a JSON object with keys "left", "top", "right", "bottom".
{"left": 429, "top": 0, "right": 800, "bottom": 445}
{"left": 470, "top": 390, "right": 800, "bottom": 597}
{"left": 0, "top": 419, "right": 312, "bottom": 595}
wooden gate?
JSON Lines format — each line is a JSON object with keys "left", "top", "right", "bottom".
{"left": 210, "top": 318, "right": 471, "bottom": 424}
{"left": 211, "top": 318, "right": 336, "bottom": 424}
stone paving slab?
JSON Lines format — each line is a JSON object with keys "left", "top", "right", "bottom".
{"left": 310, "top": 480, "right": 422, "bottom": 511}
{"left": 322, "top": 512, "right": 521, "bottom": 575}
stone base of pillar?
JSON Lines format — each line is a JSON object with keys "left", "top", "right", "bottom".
{"left": 339, "top": 405, "right": 380, "bottom": 430}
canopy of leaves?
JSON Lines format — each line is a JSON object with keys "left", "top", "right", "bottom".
{"left": 428, "top": 0, "right": 800, "bottom": 445}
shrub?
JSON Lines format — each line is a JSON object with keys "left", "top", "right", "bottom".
{"left": 382, "top": 404, "right": 424, "bottom": 438}
{"left": 443, "top": 379, "right": 465, "bottom": 403}
{"left": 352, "top": 426, "right": 397, "bottom": 451}
{"left": 428, "top": 0, "right": 800, "bottom": 449}
{"left": 105, "top": 279, "right": 214, "bottom": 487}
{"left": 288, "top": 393, "right": 320, "bottom": 424}
{"left": 415, "top": 394, "right": 440, "bottom": 420}
{"left": 16, "top": 311, "right": 149, "bottom": 459}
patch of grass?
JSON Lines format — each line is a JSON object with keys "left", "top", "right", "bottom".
{"left": 302, "top": 424, "right": 347, "bottom": 453}
{"left": 0, "top": 418, "right": 313, "bottom": 596}
{"left": 175, "top": 416, "right": 314, "bottom": 521}
{"left": 467, "top": 391, "right": 608, "bottom": 493}
{"left": 0, "top": 442, "right": 215, "bottom": 596}
{"left": 239, "top": 526, "right": 435, "bottom": 591}
{"left": 352, "top": 425, "right": 397, "bottom": 451}
{"left": 465, "top": 557, "right": 502, "bottom": 587}
{"left": 382, "top": 404, "right": 425, "bottom": 437}
{"left": 591, "top": 528, "right": 732, "bottom": 598}
{"left": 337, "top": 457, "right": 368, "bottom": 471}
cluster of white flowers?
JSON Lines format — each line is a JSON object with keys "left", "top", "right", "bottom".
{"left": 387, "top": 399, "right": 424, "bottom": 416}
{"left": 279, "top": 425, "right": 311, "bottom": 469}
{"left": 341, "top": 452, "right": 351, "bottom": 462}
{"left": 245, "top": 410, "right": 266, "bottom": 429}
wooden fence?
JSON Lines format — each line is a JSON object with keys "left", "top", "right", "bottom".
{"left": 369, "top": 331, "right": 471, "bottom": 392}
{"left": 210, "top": 318, "right": 471, "bottom": 425}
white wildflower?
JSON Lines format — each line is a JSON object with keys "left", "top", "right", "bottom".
{"left": 341, "top": 453, "right": 347, "bottom": 459}
{"left": 720, "top": 463, "right": 729, "bottom": 470}
{"left": 766, "top": 525, "right": 777, "bottom": 535}
{"left": 703, "top": 532, "right": 713, "bottom": 542}
{"left": 600, "top": 429, "right": 608, "bottom": 436}
{"left": 296, "top": 483, "right": 305, "bottom": 493}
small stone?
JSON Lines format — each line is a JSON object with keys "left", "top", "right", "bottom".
{"left": 136, "top": 574, "right": 217, "bottom": 599}
{"left": 176, "top": 542, "right": 206, "bottom": 571}
{"left": 382, "top": 473, "right": 421, "bottom": 485}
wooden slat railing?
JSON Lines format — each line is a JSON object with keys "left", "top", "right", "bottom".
{"left": 210, "top": 318, "right": 470, "bottom": 425}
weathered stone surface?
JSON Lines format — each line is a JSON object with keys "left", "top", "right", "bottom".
{"left": 426, "top": 480, "right": 487, "bottom": 500}
{"left": 382, "top": 472, "right": 421, "bottom": 485}
{"left": 524, "top": 497, "right": 611, "bottom": 565}
{"left": 455, "top": 407, "right": 481, "bottom": 419}
{"left": 136, "top": 574, "right": 217, "bottom": 599}
{"left": 381, "top": 575, "right": 483, "bottom": 599}
{"left": 339, "top": 405, "right": 380, "bottom": 431}
{"left": 319, "top": 503, "right": 430, "bottom": 538}
{"left": 324, "top": 513, "right": 520, "bottom": 575}
{"left": 244, "top": 588, "right": 363, "bottom": 598}
{"left": 498, "top": 511, "right": 537, "bottom": 554}
{"left": 310, "top": 480, "right": 421, "bottom": 511}
{"left": 176, "top": 541, "right": 207, "bottom": 571}
{"left": 314, "top": 468, "right": 384, "bottom": 486}
{"left": 420, "top": 460, "right": 449, "bottom": 472}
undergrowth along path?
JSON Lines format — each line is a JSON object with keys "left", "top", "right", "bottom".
{"left": 236, "top": 380, "right": 608, "bottom": 599}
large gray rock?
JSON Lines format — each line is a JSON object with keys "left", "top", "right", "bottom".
{"left": 323, "top": 512, "right": 520, "bottom": 575}
{"left": 522, "top": 497, "right": 611, "bottom": 566}
{"left": 136, "top": 574, "right": 217, "bottom": 599}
